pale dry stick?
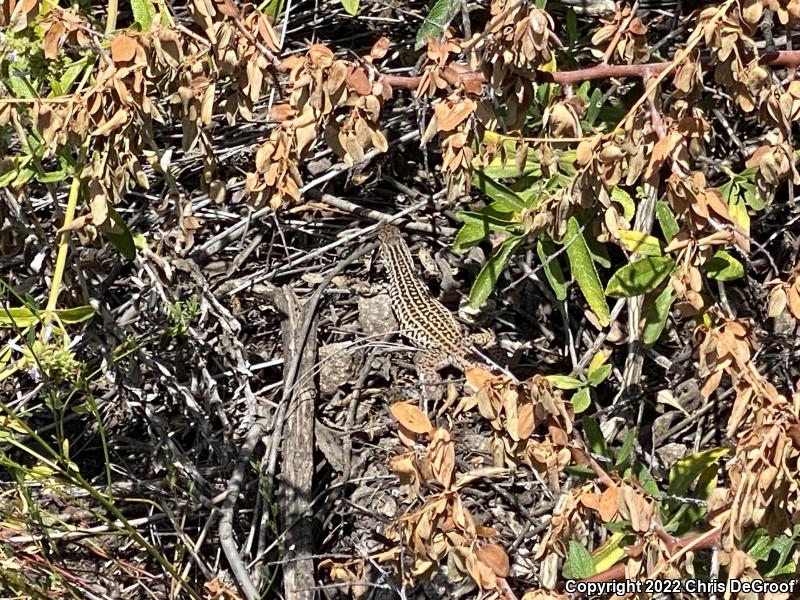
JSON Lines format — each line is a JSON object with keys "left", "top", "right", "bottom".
{"left": 263, "top": 242, "right": 378, "bottom": 477}
{"left": 266, "top": 0, "right": 292, "bottom": 116}
{"left": 255, "top": 245, "right": 378, "bottom": 599}
{"left": 219, "top": 421, "right": 266, "bottom": 600}
{"left": 341, "top": 345, "right": 385, "bottom": 483}
{"left": 272, "top": 287, "right": 317, "bottom": 600}
{"left": 573, "top": 298, "right": 627, "bottom": 372}
{"left": 6, "top": 514, "right": 168, "bottom": 544}
{"left": 250, "top": 334, "right": 418, "bottom": 400}
{"left": 612, "top": 178, "right": 659, "bottom": 408}
{"left": 162, "top": 503, "right": 216, "bottom": 587}
{"left": 305, "top": 189, "right": 459, "bottom": 236}
{"left": 222, "top": 199, "right": 427, "bottom": 296}
{"left": 611, "top": 92, "right": 667, "bottom": 407}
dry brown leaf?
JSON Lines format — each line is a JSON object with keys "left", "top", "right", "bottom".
{"left": 466, "top": 551, "right": 497, "bottom": 589}
{"left": 346, "top": 68, "right": 371, "bottom": 96}
{"left": 111, "top": 34, "right": 139, "bottom": 63}
{"left": 92, "top": 108, "right": 129, "bottom": 137}
{"left": 516, "top": 403, "right": 535, "bottom": 440}
{"left": 390, "top": 402, "right": 433, "bottom": 434}
{"left": 308, "top": 43, "right": 334, "bottom": 67}
{"left": 476, "top": 543, "right": 510, "bottom": 577}
{"left": 598, "top": 484, "right": 620, "bottom": 522}
{"left": 788, "top": 283, "right": 800, "bottom": 320}
{"left": 204, "top": 575, "right": 244, "bottom": 600}
{"left": 465, "top": 366, "right": 494, "bottom": 390}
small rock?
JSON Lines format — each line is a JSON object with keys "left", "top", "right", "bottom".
{"left": 318, "top": 342, "right": 362, "bottom": 395}
{"left": 358, "top": 293, "right": 397, "bottom": 338}
{"left": 773, "top": 311, "right": 796, "bottom": 335}
{"left": 656, "top": 442, "right": 688, "bottom": 471}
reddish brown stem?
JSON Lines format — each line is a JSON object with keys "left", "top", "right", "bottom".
{"left": 382, "top": 50, "right": 800, "bottom": 90}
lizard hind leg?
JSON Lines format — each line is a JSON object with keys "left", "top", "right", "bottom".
{"left": 467, "top": 331, "right": 507, "bottom": 367}
{"left": 468, "top": 331, "right": 497, "bottom": 348}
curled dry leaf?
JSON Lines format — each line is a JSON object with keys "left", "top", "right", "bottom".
{"left": 370, "top": 36, "right": 390, "bottom": 59}
{"left": 204, "top": 575, "right": 244, "bottom": 600}
{"left": 428, "top": 428, "right": 456, "bottom": 488}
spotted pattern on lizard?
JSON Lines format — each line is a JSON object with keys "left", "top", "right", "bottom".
{"left": 377, "top": 222, "right": 495, "bottom": 398}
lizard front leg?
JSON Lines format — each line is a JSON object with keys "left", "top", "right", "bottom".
{"left": 414, "top": 349, "right": 455, "bottom": 406}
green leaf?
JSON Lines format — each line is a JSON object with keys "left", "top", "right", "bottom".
{"left": 617, "top": 230, "right": 662, "bottom": 256}
{"left": 642, "top": 284, "right": 676, "bottom": 345}
{"left": 7, "top": 75, "right": 37, "bottom": 98}
{"left": 566, "top": 8, "right": 577, "bottom": 48}
{"left": 478, "top": 150, "right": 541, "bottom": 180}
{"left": 585, "top": 87, "right": 603, "bottom": 126}
{"left": 13, "top": 166, "right": 36, "bottom": 187}
{"left": 587, "top": 350, "right": 609, "bottom": 378}
{"left": 748, "top": 531, "right": 775, "bottom": 562}
{"left": 37, "top": 168, "right": 68, "bottom": 183}
{"left": 102, "top": 205, "right": 136, "bottom": 260}
{"left": 606, "top": 257, "right": 675, "bottom": 298}
{"left": 415, "top": 0, "right": 460, "bottom": 49}
{"left": 56, "top": 59, "right": 88, "bottom": 95}
{"left": 587, "top": 364, "right": 612, "bottom": 387}
{"left": 340, "top": 0, "right": 359, "bottom": 15}
{"left": 611, "top": 187, "right": 635, "bottom": 221}
{"left": 264, "top": 0, "right": 285, "bottom": 19}
{"left": 51, "top": 306, "right": 96, "bottom": 324}
{"left": 473, "top": 171, "right": 526, "bottom": 212}
{"left": 705, "top": 250, "right": 744, "bottom": 281}
{"left": 468, "top": 236, "right": 522, "bottom": 309}
{"left": 614, "top": 427, "right": 636, "bottom": 468}
{"left": 572, "top": 387, "right": 591, "bottom": 413}
{"left": 131, "top": 0, "right": 156, "bottom": 30}
{"left": 728, "top": 200, "right": 750, "bottom": 232}
{"left": 694, "top": 464, "right": 718, "bottom": 501}
{"left": 584, "top": 231, "right": 611, "bottom": 268}
{"left": 582, "top": 416, "right": 608, "bottom": 458}
{"left": 453, "top": 219, "right": 489, "bottom": 253}
{"left": 564, "top": 217, "right": 610, "bottom": 327}
{"left": 747, "top": 525, "right": 800, "bottom": 577}
{"left": 537, "top": 238, "right": 567, "bottom": 301}
{"left": 454, "top": 208, "right": 517, "bottom": 252}
{"left": 563, "top": 541, "right": 595, "bottom": 579}
{"left": 546, "top": 375, "right": 584, "bottom": 390}
{"left": 637, "top": 465, "right": 660, "bottom": 497}
{"left": 655, "top": 201, "right": 679, "bottom": 242}
{"left": 0, "top": 305, "right": 94, "bottom": 327}
{"left": 742, "top": 184, "right": 765, "bottom": 211}
{"left": 668, "top": 448, "right": 728, "bottom": 497}
{"left": 592, "top": 532, "right": 629, "bottom": 574}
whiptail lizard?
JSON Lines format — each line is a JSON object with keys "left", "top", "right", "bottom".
{"left": 377, "top": 222, "right": 497, "bottom": 399}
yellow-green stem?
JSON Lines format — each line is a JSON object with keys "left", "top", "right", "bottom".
{"left": 44, "top": 148, "right": 86, "bottom": 324}
{"left": 105, "top": 0, "right": 118, "bottom": 34}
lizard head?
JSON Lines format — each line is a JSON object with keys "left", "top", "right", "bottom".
{"left": 377, "top": 222, "right": 402, "bottom": 247}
